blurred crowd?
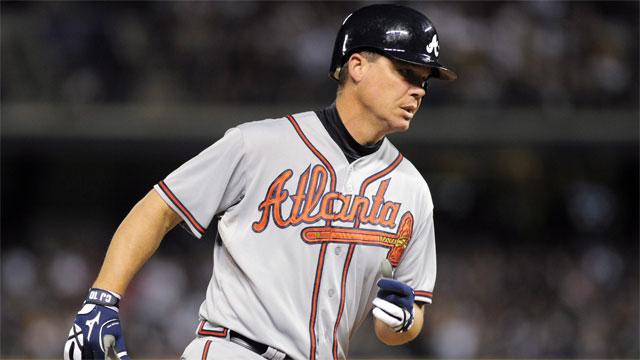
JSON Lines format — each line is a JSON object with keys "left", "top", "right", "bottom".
{"left": 1, "top": 1, "right": 638, "bottom": 107}
{"left": 422, "top": 244, "right": 637, "bottom": 358}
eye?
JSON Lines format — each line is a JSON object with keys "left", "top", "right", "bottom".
{"left": 397, "top": 67, "right": 429, "bottom": 88}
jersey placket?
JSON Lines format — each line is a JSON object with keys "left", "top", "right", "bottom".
{"left": 330, "top": 154, "right": 405, "bottom": 359}
{"left": 308, "top": 162, "right": 348, "bottom": 359}
{"left": 287, "top": 114, "right": 340, "bottom": 360}
{"left": 318, "top": 163, "right": 358, "bottom": 359}
{"left": 327, "top": 161, "right": 358, "bottom": 359}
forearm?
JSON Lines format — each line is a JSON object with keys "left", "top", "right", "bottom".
{"left": 93, "top": 190, "right": 181, "bottom": 295}
{"left": 374, "top": 303, "right": 424, "bottom": 345}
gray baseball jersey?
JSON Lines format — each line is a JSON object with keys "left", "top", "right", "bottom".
{"left": 154, "top": 111, "right": 436, "bottom": 359}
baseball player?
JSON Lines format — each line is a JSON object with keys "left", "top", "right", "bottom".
{"left": 64, "top": 4, "right": 456, "bottom": 360}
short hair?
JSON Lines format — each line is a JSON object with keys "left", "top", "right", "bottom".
{"left": 337, "top": 51, "right": 381, "bottom": 90}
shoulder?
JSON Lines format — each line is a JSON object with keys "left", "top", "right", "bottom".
{"left": 236, "top": 115, "right": 291, "bottom": 135}
{"left": 385, "top": 141, "right": 434, "bottom": 207}
{"left": 236, "top": 111, "right": 319, "bottom": 138}
{"left": 230, "top": 110, "right": 320, "bottom": 153}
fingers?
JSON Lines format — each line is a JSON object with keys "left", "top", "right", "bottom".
{"left": 372, "top": 297, "right": 413, "bottom": 332}
{"left": 114, "top": 334, "right": 131, "bottom": 360}
{"left": 376, "top": 279, "right": 415, "bottom": 315}
{"left": 102, "top": 333, "right": 130, "bottom": 360}
{"left": 373, "top": 307, "right": 404, "bottom": 331}
{"left": 103, "top": 334, "right": 115, "bottom": 353}
{"left": 372, "top": 298, "right": 406, "bottom": 330}
{"left": 64, "top": 325, "right": 84, "bottom": 360}
{"left": 379, "top": 259, "right": 393, "bottom": 278}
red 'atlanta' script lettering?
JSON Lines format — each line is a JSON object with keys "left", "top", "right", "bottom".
{"left": 252, "top": 165, "right": 401, "bottom": 232}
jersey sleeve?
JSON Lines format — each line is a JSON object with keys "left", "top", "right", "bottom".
{"left": 153, "top": 127, "right": 246, "bottom": 238}
{"left": 394, "top": 191, "right": 436, "bottom": 304}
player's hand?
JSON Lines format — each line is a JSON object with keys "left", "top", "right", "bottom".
{"left": 64, "top": 288, "right": 130, "bottom": 360}
{"left": 372, "top": 279, "right": 415, "bottom": 333}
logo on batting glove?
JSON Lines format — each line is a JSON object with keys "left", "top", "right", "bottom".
{"left": 372, "top": 279, "right": 415, "bottom": 333}
{"left": 64, "top": 289, "right": 130, "bottom": 360}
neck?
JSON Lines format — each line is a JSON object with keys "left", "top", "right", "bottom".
{"left": 335, "top": 94, "right": 385, "bottom": 145}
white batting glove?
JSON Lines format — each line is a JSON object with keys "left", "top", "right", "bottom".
{"left": 372, "top": 297, "right": 414, "bottom": 332}
{"left": 372, "top": 278, "right": 415, "bottom": 333}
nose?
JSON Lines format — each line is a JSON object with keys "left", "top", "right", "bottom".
{"left": 409, "top": 84, "right": 426, "bottom": 100}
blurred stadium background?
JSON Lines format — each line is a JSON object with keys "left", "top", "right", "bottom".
{"left": 1, "top": 1, "right": 638, "bottom": 359}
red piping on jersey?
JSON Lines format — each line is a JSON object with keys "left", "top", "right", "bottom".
{"left": 286, "top": 115, "right": 337, "bottom": 194}
{"left": 415, "top": 290, "right": 433, "bottom": 299}
{"left": 286, "top": 114, "right": 336, "bottom": 360}
{"left": 196, "top": 320, "right": 229, "bottom": 337}
{"left": 331, "top": 244, "right": 356, "bottom": 360}
{"left": 158, "top": 180, "right": 206, "bottom": 235}
{"left": 331, "top": 153, "right": 404, "bottom": 360}
{"left": 354, "top": 154, "right": 404, "bottom": 228}
{"left": 201, "top": 339, "right": 212, "bottom": 360}
{"left": 308, "top": 242, "right": 327, "bottom": 358}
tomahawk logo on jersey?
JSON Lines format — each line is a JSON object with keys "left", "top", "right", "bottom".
{"left": 251, "top": 164, "right": 414, "bottom": 266}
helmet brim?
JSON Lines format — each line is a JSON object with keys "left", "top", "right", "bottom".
{"left": 431, "top": 64, "right": 458, "bottom": 81}
{"left": 385, "top": 52, "right": 458, "bottom": 82}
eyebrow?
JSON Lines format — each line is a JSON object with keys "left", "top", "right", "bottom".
{"left": 396, "top": 65, "right": 430, "bottom": 81}
{"left": 394, "top": 61, "right": 430, "bottom": 78}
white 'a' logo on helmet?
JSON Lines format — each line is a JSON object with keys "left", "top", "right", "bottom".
{"left": 426, "top": 34, "right": 439, "bottom": 58}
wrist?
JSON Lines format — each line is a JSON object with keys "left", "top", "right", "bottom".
{"left": 85, "top": 288, "right": 121, "bottom": 308}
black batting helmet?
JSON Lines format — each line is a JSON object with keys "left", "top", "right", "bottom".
{"left": 329, "top": 4, "right": 457, "bottom": 82}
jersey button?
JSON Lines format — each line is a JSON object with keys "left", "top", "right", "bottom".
{"left": 328, "top": 289, "right": 335, "bottom": 297}
{"left": 335, "top": 247, "right": 342, "bottom": 255}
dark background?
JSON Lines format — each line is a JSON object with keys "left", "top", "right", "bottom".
{"left": 2, "top": 1, "right": 638, "bottom": 358}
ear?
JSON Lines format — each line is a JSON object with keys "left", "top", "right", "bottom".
{"left": 345, "top": 52, "right": 368, "bottom": 84}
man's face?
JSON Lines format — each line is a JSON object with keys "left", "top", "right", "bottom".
{"left": 357, "top": 56, "right": 430, "bottom": 135}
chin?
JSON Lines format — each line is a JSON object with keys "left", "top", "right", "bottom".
{"left": 398, "top": 117, "right": 412, "bottom": 130}
{"left": 388, "top": 121, "right": 411, "bottom": 135}
{"left": 380, "top": 113, "right": 411, "bottom": 135}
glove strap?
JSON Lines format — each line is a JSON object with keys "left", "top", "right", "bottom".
{"left": 85, "top": 288, "right": 121, "bottom": 308}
